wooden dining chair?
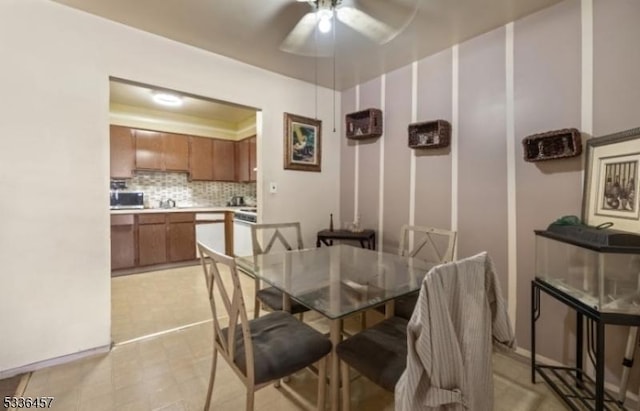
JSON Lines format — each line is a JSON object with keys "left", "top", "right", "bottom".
{"left": 198, "top": 242, "right": 331, "bottom": 411}
{"left": 391, "top": 224, "right": 457, "bottom": 319}
{"left": 250, "top": 222, "right": 311, "bottom": 319}
{"left": 372, "top": 225, "right": 457, "bottom": 321}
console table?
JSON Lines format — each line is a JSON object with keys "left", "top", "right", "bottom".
{"left": 316, "top": 229, "right": 376, "bottom": 250}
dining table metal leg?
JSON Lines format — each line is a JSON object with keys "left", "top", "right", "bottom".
{"left": 330, "top": 318, "right": 343, "bottom": 411}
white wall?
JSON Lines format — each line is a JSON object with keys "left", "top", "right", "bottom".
{"left": 0, "top": 0, "right": 340, "bottom": 374}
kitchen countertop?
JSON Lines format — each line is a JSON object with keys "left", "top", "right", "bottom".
{"left": 110, "top": 207, "right": 244, "bottom": 215}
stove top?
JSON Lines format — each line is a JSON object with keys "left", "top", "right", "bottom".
{"left": 234, "top": 208, "right": 257, "bottom": 223}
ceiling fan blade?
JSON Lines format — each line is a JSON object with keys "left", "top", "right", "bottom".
{"left": 336, "top": 6, "right": 398, "bottom": 44}
{"left": 280, "top": 12, "right": 317, "bottom": 54}
{"left": 280, "top": 11, "right": 335, "bottom": 57}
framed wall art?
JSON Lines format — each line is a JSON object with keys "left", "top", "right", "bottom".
{"left": 582, "top": 127, "right": 640, "bottom": 233}
{"left": 283, "top": 112, "right": 322, "bottom": 172}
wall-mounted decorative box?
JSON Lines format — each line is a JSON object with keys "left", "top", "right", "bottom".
{"left": 345, "top": 108, "right": 383, "bottom": 139}
{"left": 522, "top": 128, "right": 582, "bottom": 162}
{"left": 408, "top": 120, "right": 451, "bottom": 149}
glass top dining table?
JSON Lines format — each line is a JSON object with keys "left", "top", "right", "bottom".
{"left": 235, "top": 244, "right": 435, "bottom": 319}
{"left": 236, "top": 244, "right": 435, "bottom": 411}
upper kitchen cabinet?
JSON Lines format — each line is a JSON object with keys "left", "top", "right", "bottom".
{"left": 235, "top": 136, "right": 256, "bottom": 182}
{"left": 212, "top": 139, "right": 236, "bottom": 181}
{"left": 189, "top": 136, "right": 214, "bottom": 181}
{"left": 249, "top": 136, "right": 257, "bottom": 182}
{"left": 110, "top": 125, "right": 135, "bottom": 178}
{"left": 135, "top": 129, "right": 163, "bottom": 170}
{"left": 135, "top": 129, "right": 189, "bottom": 172}
{"left": 162, "top": 133, "right": 190, "bottom": 171}
{"left": 191, "top": 137, "right": 244, "bottom": 182}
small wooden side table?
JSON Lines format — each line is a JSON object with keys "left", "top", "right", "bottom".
{"left": 316, "top": 229, "right": 376, "bottom": 250}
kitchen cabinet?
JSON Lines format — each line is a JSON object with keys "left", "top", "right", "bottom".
{"left": 235, "top": 135, "right": 256, "bottom": 182}
{"left": 135, "top": 129, "right": 164, "bottom": 170}
{"left": 111, "top": 210, "right": 233, "bottom": 273}
{"left": 135, "top": 212, "right": 195, "bottom": 267}
{"left": 167, "top": 213, "right": 196, "bottom": 262}
{"left": 137, "top": 214, "right": 167, "bottom": 266}
{"left": 248, "top": 136, "right": 257, "bottom": 181}
{"left": 235, "top": 138, "right": 249, "bottom": 182}
{"left": 162, "top": 133, "right": 190, "bottom": 171}
{"left": 112, "top": 125, "right": 255, "bottom": 180}
{"left": 212, "top": 139, "right": 236, "bottom": 181}
{"left": 191, "top": 137, "right": 245, "bottom": 182}
{"left": 110, "top": 214, "right": 136, "bottom": 269}
{"left": 110, "top": 125, "right": 135, "bottom": 178}
{"left": 189, "top": 136, "right": 214, "bottom": 181}
{"left": 135, "top": 129, "right": 189, "bottom": 172}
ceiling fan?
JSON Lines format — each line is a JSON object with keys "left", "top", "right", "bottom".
{"left": 280, "top": 0, "right": 419, "bottom": 56}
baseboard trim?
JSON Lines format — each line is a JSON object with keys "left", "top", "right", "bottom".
{"left": 0, "top": 345, "right": 111, "bottom": 380}
{"left": 111, "top": 259, "right": 199, "bottom": 277}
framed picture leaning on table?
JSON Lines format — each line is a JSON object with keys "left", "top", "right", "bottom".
{"left": 283, "top": 112, "right": 322, "bottom": 172}
{"left": 582, "top": 127, "right": 640, "bottom": 233}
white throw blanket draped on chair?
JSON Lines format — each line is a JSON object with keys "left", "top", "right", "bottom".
{"left": 395, "top": 252, "right": 516, "bottom": 411}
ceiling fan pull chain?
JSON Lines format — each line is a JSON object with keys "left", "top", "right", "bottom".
{"left": 314, "top": 6, "right": 319, "bottom": 121}
{"left": 332, "top": 15, "right": 337, "bottom": 132}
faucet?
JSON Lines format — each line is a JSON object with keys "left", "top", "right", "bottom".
{"left": 159, "top": 199, "right": 176, "bottom": 208}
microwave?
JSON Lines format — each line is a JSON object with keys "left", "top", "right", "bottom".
{"left": 110, "top": 191, "right": 144, "bottom": 209}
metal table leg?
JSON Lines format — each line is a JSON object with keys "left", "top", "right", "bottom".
{"left": 596, "top": 320, "right": 605, "bottom": 410}
{"left": 531, "top": 282, "right": 540, "bottom": 383}
{"left": 330, "top": 319, "right": 343, "bottom": 411}
{"left": 576, "top": 312, "right": 583, "bottom": 385}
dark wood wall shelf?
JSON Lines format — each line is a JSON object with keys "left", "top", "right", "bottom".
{"left": 345, "top": 108, "right": 383, "bottom": 139}
{"left": 522, "top": 128, "right": 582, "bottom": 162}
{"left": 408, "top": 120, "right": 451, "bottom": 149}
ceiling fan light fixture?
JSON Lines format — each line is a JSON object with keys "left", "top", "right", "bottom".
{"left": 318, "top": 17, "right": 332, "bottom": 33}
{"left": 152, "top": 92, "right": 183, "bottom": 107}
{"left": 317, "top": 9, "right": 333, "bottom": 34}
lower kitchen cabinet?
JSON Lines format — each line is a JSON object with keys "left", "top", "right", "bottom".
{"left": 167, "top": 213, "right": 196, "bottom": 262}
{"left": 110, "top": 214, "right": 136, "bottom": 269}
{"left": 138, "top": 215, "right": 167, "bottom": 266}
{"left": 111, "top": 212, "right": 197, "bottom": 270}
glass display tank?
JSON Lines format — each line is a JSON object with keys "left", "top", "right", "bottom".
{"left": 535, "top": 224, "right": 640, "bottom": 314}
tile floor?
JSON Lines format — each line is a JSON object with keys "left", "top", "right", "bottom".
{"left": 12, "top": 264, "right": 571, "bottom": 411}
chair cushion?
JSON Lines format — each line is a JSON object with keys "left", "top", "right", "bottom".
{"left": 336, "top": 316, "right": 408, "bottom": 392}
{"left": 222, "top": 311, "right": 331, "bottom": 384}
{"left": 257, "top": 287, "right": 310, "bottom": 315}
{"left": 394, "top": 293, "right": 419, "bottom": 320}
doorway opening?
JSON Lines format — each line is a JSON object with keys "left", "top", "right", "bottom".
{"left": 108, "top": 77, "right": 261, "bottom": 344}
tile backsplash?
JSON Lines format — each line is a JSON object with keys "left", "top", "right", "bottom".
{"left": 120, "top": 171, "right": 256, "bottom": 207}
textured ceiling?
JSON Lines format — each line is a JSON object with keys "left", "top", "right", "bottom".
{"left": 53, "top": 0, "right": 563, "bottom": 90}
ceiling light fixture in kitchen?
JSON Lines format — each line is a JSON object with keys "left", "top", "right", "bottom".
{"left": 152, "top": 92, "right": 183, "bottom": 107}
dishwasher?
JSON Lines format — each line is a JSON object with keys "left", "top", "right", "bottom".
{"left": 195, "top": 213, "right": 226, "bottom": 255}
{"left": 233, "top": 209, "right": 256, "bottom": 257}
